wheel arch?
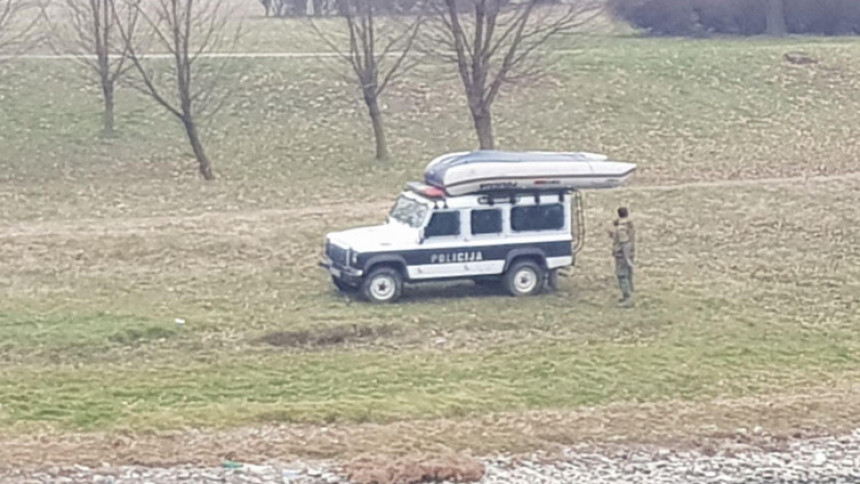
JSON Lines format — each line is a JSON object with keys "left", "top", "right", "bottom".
{"left": 362, "top": 255, "right": 409, "bottom": 279}
{"left": 504, "top": 248, "right": 548, "bottom": 272}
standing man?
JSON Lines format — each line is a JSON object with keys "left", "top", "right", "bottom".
{"left": 609, "top": 207, "right": 636, "bottom": 307}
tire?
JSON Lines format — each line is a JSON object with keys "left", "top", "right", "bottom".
{"left": 360, "top": 267, "right": 403, "bottom": 303}
{"left": 504, "top": 259, "right": 545, "bottom": 297}
{"left": 332, "top": 276, "right": 356, "bottom": 293}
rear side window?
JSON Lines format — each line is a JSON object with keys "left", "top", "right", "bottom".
{"left": 511, "top": 204, "right": 564, "bottom": 232}
{"left": 471, "top": 209, "right": 502, "bottom": 235}
{"left": 425, "top": 211, "right": 461, "bottom": 237}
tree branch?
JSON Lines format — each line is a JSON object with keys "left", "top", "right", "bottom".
{"left": 425, "top": 0, "right": 602, "bottom": 147}
{"left": 0, "top": 0, "right": 41, "bottom": 56}
{"left": 377, "top": 12, "right": 423, "bottom": 95}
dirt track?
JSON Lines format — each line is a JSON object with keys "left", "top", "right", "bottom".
{"left": 2, "top": 171, "right": 858, "bottom": 240}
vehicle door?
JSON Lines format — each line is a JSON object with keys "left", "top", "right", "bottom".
{"left": 463, "top": 207, "right": 506, "bottom": 276}
{"left": 411, "top": 209, "right": 468, "bottom": 279}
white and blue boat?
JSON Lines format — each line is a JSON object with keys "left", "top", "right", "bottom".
{"left": 424, "top": 150, "right": 637, "bottom": 196}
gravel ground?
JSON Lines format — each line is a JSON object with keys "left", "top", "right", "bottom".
{"left": 4, "top": 430, "right": 860, "bottom": 484}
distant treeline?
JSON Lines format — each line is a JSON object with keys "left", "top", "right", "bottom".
{"left": 258, "top": 0, "right": 536, "bottom": 17}
{"left": 259, "top": 0, "right": 421, "bottom": 17}
{"left": 608, "top": 0, "right": 860, "bottom": 36}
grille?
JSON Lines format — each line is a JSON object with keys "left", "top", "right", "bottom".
{"left": 327, "top": 243, "right": 349, "bottom": 266}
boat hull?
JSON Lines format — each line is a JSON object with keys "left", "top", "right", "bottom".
{"left": 423, "top": 151, "right": 637, "bottom": 196}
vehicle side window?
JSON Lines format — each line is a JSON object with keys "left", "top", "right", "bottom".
{"left": 511, "top": 204, "right": 564, "bottom": 232}
{"left": 471, "top": 209, "right": 502, "bottom": 235}
{"left": 425, "top": 211, "right": 461, "bottom": 237}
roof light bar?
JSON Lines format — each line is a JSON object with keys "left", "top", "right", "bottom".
{"left": 406, "top": 181, "right": 447, "bottom": 199}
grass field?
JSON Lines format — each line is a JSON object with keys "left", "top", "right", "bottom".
{"left": 1, "top": 9, "right": 860, "bottom": 465}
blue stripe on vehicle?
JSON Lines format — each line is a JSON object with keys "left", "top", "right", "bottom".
{"left": 355, "top": 240, "right": 572, "bottom": 268}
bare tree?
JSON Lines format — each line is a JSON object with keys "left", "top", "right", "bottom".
{"left": 44, "top": 0, "right": 138, "bottom": 136}
{"left": 117, "top": 0, "right": 239, "bottom": 180}
{"left": 259, "top": 0, "right": 300, "bottom": 17}
{"left": 0, "top": 0, "right": 40, "bottom": 57}
{"left": 311, "top": 0, "right": 422, "bottom": 161}
{"left": 426, "top": 0, "right": 601, "bottom": 149}
{"left": 259, "top": 0, "right": 272, "bottom": 16}
{"left": 765, "top": 0, "right": 787, "bottom": 36}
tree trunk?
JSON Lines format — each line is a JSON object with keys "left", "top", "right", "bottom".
{"left": 766, "top": 0, "right": 787, "bottom": 36}
{"left": 101, "top": 81, "right": 115, "bottom": 137}
{"left": 183, "top": 118, "right": 215, "bottom": 180}
{"left": 364, "top": 91, "right": 390, "bottom": 161}
{"left": 471, "top": 105, "right": 494, "bottom": 150}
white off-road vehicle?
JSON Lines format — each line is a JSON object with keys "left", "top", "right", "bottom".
{"left": 320, "top": 150, "right": 635, "bottom": 303}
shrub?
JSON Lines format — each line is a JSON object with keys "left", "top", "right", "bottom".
{"left": 785, "top": 0, "right": 860, "bottom": 35}
{"left": 608, "top": 0, "right": 698, "bottom": 36}
{"left": 608, "top": 0, "right": 860, "bottom": 36}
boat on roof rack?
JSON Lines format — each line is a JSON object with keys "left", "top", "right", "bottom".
{"left": 423, "top": 150, "right": 636, "bottom": 196}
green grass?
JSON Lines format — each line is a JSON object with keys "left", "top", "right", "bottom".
{"left": 3, "top": 335, "right": 858, "bottom": 432}
{"left": 1, "top": 14, "right": 860, "bottom": 438}
{"left": 1, "top": 179, "right": 858, "bottom": 432}
{"left": 0, "top": 312, "right": 176, "bottom": 354}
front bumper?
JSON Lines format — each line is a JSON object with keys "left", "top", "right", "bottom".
{"left": 319, "top": 258, "right": 364, "bottom": 284}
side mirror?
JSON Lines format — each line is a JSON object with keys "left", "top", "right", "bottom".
{"left": 418, "top": 229, "right": 426, "bottom": 244}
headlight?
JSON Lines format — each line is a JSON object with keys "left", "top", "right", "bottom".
{"left": 350, "top": 251, "right": 359, "bottom": 266}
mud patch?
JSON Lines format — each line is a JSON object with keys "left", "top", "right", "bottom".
{"left": 256, "top": 324, "right": 396, "bottom": 349}
{"left": 107, "top": 326, "right": 177, "bottom": 346}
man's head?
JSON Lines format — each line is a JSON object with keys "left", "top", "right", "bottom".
{"left": 617, "top": 207, "right": 629, "bottom": 219}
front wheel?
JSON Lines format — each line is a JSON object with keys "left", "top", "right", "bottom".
{"left": 504, "top": 260, "right": 545, "bottom": 297}
{"left": 361, "top": 267, "right": 403, "bottom": 303}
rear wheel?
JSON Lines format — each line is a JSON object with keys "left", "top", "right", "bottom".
{"left": 504, "top": 260, "right": 545, "bottom": 297}
{"left": 361, "top": 267, "right": 403, "bottom": 303}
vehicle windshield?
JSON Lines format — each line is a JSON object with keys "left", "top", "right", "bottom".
{"left": 389, "top": 195, "right": 429, "bottom": 228}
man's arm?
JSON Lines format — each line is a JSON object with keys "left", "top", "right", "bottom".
{"left": 622, "top": 243, "right": 635, "bottom": 269}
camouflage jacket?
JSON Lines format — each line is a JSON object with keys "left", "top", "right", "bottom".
{"left": 610, "top": 218, "right": 636, "bottom": 262}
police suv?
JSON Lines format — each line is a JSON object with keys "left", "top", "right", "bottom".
{"left": 320, "top": 150, "right": 636, "bottom": 303}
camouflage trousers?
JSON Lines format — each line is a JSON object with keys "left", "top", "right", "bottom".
{"left": 614, "top": 256, "right": 634, "bottom": 301}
